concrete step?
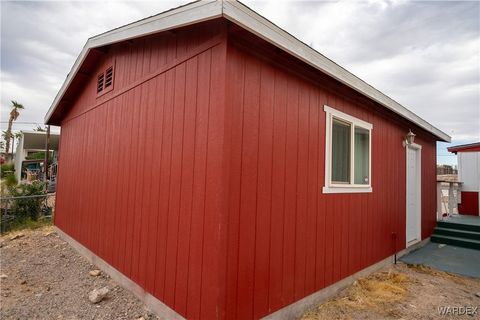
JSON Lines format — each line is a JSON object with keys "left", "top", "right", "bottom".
{"left": 431, "top": 235, "right": 480, "bottom": 250}
{"left": 433, "top": 227, "right": 480, "bottom": 241}
{"left": 436, "top": 221, "right": 480, "bottom": 233}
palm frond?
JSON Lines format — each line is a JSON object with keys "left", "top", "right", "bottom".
{"left": 11, "top": 100, "right": 25, "bottom": 110}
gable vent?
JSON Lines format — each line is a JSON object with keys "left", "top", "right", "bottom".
{"left": 97, "top": 73, "right": 104, "bottom": 93}
{"left": 105, "top": 67, "right": 113, "bottom": 88}
{"left": 96, "top": 64, "right": 114, "bottom": 96}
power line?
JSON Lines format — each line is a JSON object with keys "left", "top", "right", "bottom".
{"left": 0, "top": 121, "right": 44, "bottom": 124}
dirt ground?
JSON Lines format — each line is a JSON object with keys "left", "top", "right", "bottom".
{"left": 0, "top": 226, "right": 159, "bottom": 320}
{"left": 301, "top": 263, "right": 480, "bottom": 320}
{"left": 1, "top": 227, "right": 479, "bottom": 320}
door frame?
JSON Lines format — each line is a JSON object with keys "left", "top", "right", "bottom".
{"left": 406, "top": 142, "right": 422, "bottom": 247}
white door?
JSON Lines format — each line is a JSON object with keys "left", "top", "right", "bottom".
{"left": 406, "top": 144, "right": 421, "bottom": 246}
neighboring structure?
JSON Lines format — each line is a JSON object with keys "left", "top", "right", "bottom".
{"left": 448, "top": 142, "right": 480, "bottom": 216}
{"left": 13, "top": 130, "right": 59, "bottom": 182}
{"left": 436, "top": 164, "right": 457, "bottom": 175}
{"left": 436, "top": 174, "right": 460, "bottom": 218}
{"left": 45, "top": 1, "right": 451, "bottom": 319}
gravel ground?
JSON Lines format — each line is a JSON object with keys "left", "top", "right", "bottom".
{"left": 0, "top": 226, "right": 158, "bottom": 320}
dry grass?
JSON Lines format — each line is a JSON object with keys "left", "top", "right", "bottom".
{"left": 0, "top": 217, "right": 52, "bottom": 236}
{"left": 406, "top": 263, "right": 466, "bottom": 285}
{"left": 302, "top": 271, "right": 412, "bottom": 320}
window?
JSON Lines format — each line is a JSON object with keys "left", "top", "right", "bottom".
{"left": 323, "top": 105, "right": 372, "bottom": 193}
{"left": 96, "top": 64, "right": 114, "bottom": 96}
{"left": 331, "top": 118, "right": 351, "bottom": 183}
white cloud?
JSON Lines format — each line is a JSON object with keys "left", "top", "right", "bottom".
{"left": 243, "top": 0, "right": 479, "bottom": 146}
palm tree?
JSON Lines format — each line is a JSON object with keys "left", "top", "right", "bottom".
{"left": 4, "top": 101, "right": 24, "bottom": 155}
{"left": 2, "top": 131, "right": 9, "bottom": 153}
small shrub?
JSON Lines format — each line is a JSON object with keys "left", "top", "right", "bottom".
{"left": 1, "top": 163, "right": 14, "bottom": 178}
{"left": 8, "top": 181, "right": 46, "bottom": 221}
{"left": 3, "top": 173, "right": 18, "bottom": 187}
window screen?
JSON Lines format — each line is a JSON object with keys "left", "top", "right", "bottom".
{"left": 354, "top": 126, "right": 370, "bottom": 184}
{"left": 331, "top": 118, "right": 351, "bottom": 183}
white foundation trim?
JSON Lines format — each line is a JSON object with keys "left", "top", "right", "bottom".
{"left": 261, "top": 237, "right": 430, "bottom": 320}
{"left": 55, "top": 227, "right": 186, "bottom": 320}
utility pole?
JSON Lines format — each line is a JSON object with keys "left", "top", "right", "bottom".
{"left": 11, "top": 135, "right": 15, "bottom": 160}
{"left": 44, "top": 125, "right": 50, "bottom": 182}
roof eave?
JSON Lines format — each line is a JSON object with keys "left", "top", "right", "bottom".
{"left": 45, "top": 0, "right": 451, "bottom": 143}
{"left": 222, "top": 0, "right": 451, "bottom": 142}
{"left": 44, "top": 0, "right": 222, "bottom": 125}
{"left": 447, "top": 142, "right": 480, "bottom": 153}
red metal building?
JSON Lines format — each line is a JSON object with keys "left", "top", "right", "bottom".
{"left": 45, "top": 1, "right": 451, "bottom": 319}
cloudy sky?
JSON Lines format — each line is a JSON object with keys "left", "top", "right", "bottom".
{"left": 1, "top": 0, "right": 479, "bottom": 165}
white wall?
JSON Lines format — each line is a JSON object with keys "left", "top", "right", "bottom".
{"left": 13, "top": 135, "right": 25, "bottom": 182}
{"left": 458, "top": 151, "right": 480, "bottom": 192}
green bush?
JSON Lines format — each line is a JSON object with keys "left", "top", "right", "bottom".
{"left": 3, "top": 173, "right": 18, "bottom": 187}
{"left": 1, "top": 163, "right": 14, "bottom": 178}
{"left": 8, "top": 181, "right": 46, "bottom": 221}
{"left": 25, "top": 151, "right": 52, "bottom": 161}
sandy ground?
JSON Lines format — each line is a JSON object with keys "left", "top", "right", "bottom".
{"left": 0, "top": 226, "right": 158, "bottom": 320}
{"left": 301, "top": 263, "right": 480, "bottom": 320}
{"left": 1, "top": 227, "right": 479, "bottom": 320}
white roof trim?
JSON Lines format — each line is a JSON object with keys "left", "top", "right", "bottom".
{"left": 223, "top": 1, "right": 450, "bottom": 142}
{"left": 45, "top": 0, "right": 451, "bottom": 142}
{"left": 44, "top": 0, "right": 222, "bottom": 124}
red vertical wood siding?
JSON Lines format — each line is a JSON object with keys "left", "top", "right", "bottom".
{"left": 223, "top": 43, "right": 438, "bottom": 319}
{"left": 458, "top": 192, "right": 480, "bottom": 215}
{"left": 55, "top": 21, "right": 228, "bottom": 320}
{"left": 54, "top": 19, "right": 439, "bottom": 320}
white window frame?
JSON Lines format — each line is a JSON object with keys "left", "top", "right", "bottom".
{"left": 323, "top": 105, "right": 373, "bottom": 194}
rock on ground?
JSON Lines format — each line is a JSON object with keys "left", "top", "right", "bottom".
{"left": 9, "top": 233, "right": 24, "bottom": 240}
{"left": 0, "top": 226, "right": 159, "bottom": 320}
{"left": 89, "top": 269, "right": 101, "bottom": 277}
{"left": 89, "top": 286, "right": 110, "bottom": 304}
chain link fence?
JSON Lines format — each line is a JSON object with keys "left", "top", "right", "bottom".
{"left": 0, "top": 193, "right": 55, "bottom": 233}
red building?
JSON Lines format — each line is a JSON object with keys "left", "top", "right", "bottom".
{"left": 45, "top": 1, "right": 451, "bottom": 319}
{"left": 448, "top": 142, "right": 480, "bottom": 216}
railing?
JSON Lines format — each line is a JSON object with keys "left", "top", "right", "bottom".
{"left": 49, "top": 162, "right": 58, "bottom": 181}
{"left": 0, "top": 193, "right": 55, "bottom": 233}
{"left": 436, "top": 180, "right": 462, "bottom": 220}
